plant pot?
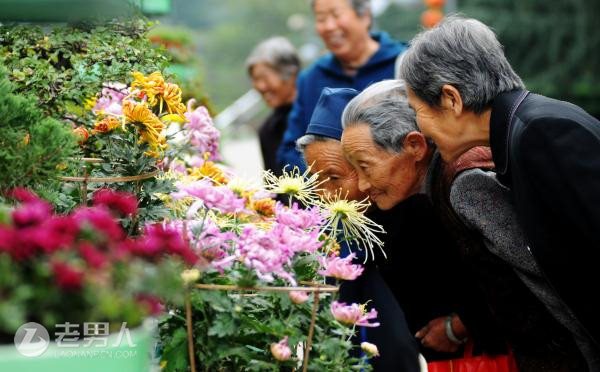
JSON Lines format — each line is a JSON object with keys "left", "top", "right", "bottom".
{"left": 0, "top": 320, "right": 156, "bottom": 372}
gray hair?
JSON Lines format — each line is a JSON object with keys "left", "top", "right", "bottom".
{"left": 245, "top": 36, "right": 300, "bottom": 80}
{"left": 342, "top": 79, "right": 419, "bottom": 153}
{"left": 398, "top": 15, "right": 524, "bottom": 114}
{"left": 296, "top": 134, "right": 337, "bottom": 154}
{"left": 311, "top": 0, "right": 371, "bottom": 17}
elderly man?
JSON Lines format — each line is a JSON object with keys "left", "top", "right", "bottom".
{"left": 297, "top": 87, "right": 420, "bottom": 372}
{"left": 341, "top": 79, "right": 591, "bottom": 370}
{"left": 398, "top": 15, "right": 600, "bottom": 370}
{"left": 277, "top": 0, "right": 406, "bottom": 172}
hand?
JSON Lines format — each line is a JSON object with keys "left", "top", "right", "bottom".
{"left": 415, "top": 314, "right": 466, "bottom": 353}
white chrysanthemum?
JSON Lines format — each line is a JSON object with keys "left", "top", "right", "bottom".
{"left": 319, "top": 191, "right": 386, "bottom": 262}
{"left": 262, "top": 165, "right": 324, "bottom": 205}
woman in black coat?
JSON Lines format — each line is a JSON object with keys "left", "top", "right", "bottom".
{"left": 246, "top": 37, "right": 300, "bottom": 176}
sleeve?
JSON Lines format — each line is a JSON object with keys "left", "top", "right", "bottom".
{"left": 275, "top": 73, "right": 309, "bottom": 173}
{"left": 449, "top": 169, "right": 535, "bottom": 274}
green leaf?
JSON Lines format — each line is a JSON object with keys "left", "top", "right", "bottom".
{"left": 207, "top": 313, "right": 237, "bottom": 338}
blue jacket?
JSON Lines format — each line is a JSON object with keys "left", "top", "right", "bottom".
{"left": 276, "top": 32, "right": 407, "bottom": 172}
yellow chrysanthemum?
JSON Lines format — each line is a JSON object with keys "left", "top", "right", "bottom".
{"left": 84, "top": 96, "right": 98, "bottom": 111}
{"left": 189, "top": 161, "right": 228, "bottom": 184}
{"left": 262, "top": 166, "right": 324, "bottom": 205}
{"left": 130, "top": 71, "right": 186, "bottom": 118}
{"left": 122, "top": 100, "right": 167, "bottom": 157}
{"left": 162, "top": 83, "right": 186, "bottom": 117}
{"left": 319, "top": 191, "right": 386, "bottom": 262}
{"left": 130, "top": 71, "right": 165, "bottom": 107}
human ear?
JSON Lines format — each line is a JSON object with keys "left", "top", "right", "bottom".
{"left": 440, "top": 84, "right": 463, "bottom": 116}
{"left": 402, "top": 131, "right": 428, "bottom": 161}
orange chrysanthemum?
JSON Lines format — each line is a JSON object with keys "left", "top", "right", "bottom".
{"left": 92, "top": 116, "right": 121, "bottom": 134}
{"left": 251, "top": 198, "right": 276, "bottom": 217}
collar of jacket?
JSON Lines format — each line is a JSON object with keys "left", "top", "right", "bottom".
{"left": 314, "top": 32, "right": 405, "bottom": 78}
{"left": 489, "top": 89, "right": 528, "bottom": 178}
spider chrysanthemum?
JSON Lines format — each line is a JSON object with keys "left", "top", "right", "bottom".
{"left": 262, "top": 166, "right": 324, "bottom": 205}
{"left": 319, "top": 191, "right": 386, "bottom": 262}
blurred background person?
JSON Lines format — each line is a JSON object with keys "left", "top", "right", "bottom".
{"left": 246, "top": 36, "right": 300, "bottom": 176}
{"left": 277, "top": 0, "right": 406, "bottom": 172}
{"left": 297, "top": 87, "right": 421, "bottom": 371}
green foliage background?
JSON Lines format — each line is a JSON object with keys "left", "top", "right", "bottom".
{"left": 459, "top": 0, "right": 600, "bottom": 117}
{"left": 0, "top": 68, "right": 77, "bottom": 197}
{"left": 0, "top": 19, "right": 170, "bottom": 123}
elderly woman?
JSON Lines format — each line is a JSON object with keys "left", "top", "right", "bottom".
{"left": 246, "top": 36, "right": 300, "bottom": 176}
{"left": 299, "top": 88, "right": 477, "bottom": 368}
{"left": 297, "top": 87, "right": 420, "bottom": 372}
{"left": 398, "top": 16, "right": 600, "bottom": 370}
{"left": 341, "top": 79, "right": 590, "bottom": 370}
{"left": 277, "top": 0, "right": 406, "bottom": 172}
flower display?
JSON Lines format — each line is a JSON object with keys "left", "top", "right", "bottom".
{"left": 0, "top": 188, "right": 195, "bottom": 338}
{"left": 159, "top": 158, "right": 386, "bottom": 371}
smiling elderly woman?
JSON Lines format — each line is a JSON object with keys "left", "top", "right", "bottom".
{"left": 246, "top": 36, "right": 300, "bottom": 176}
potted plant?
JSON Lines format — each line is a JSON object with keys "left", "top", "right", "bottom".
{"left": 0, "top": 188, "right": 197, "bottom": 371}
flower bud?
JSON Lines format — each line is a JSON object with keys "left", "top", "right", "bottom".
{"left": 270, "top": 336, "right": 292, "bottom": 361}
{"left": 288, "top": 291, "right": 309, "bottom": 304}
{"left": 73, "top": 126, "right": 89, "bottom": 145}
{"left": 361, "top": 342, "right": 380, "bottom": 357}
{"left": 181, "top": 269, "right": 201, "bottom": 284}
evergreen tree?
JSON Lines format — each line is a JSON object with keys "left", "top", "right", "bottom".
{"left": 0, "top": 68, "right": 77, "bottom": 196}
{"left": 460, "top": 0, "right": 600, "bottom": 117}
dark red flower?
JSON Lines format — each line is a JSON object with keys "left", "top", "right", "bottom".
{"left": 92, "top": 189, "right": 138, "bottom": 217}
{"left": 11, "top": 200, "right": 53, "bottom": 227}
{"left": 79, "top": 242, "right": 108, "bottom": 269}
{"left": 51, "top": 261, "right": 84, "bottom": 291}
{"left": 0, "top": 226, "right": 16, "bottom": 254}
{"left": 136, "top": 293, "right": 164, "bottom": 316}
{"left": 6, "top": 188, "right": 40, "bottom": 203}
{"left": 141, "top": 224, "right": 199, "bottom": 265}
{"left": 72, "top": 206, "right": 125, "bottom": 241}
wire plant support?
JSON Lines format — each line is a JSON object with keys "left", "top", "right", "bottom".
{"left": 185, "top": 282, "right": 339, "bottom": 372}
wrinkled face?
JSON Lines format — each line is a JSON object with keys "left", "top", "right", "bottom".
{"left": 313, "top": 0, "right": 371, "bottom": 64}
{"left": 303, "top": 139, "right": 367, "bottom": 202}
{"left": 406, "top": 87, "right": 460, "bottom": 162}
{"left": 250, "top": 62, "right": 296, "bottom": 108}
{"left": 341, "top": 124, "right": 422, "bottom": 210}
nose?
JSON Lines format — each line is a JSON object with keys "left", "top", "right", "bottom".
{"left": 317, "top": 15, "right": 337, "bottom": 33}
{"left": 357, "top": 175, "right": 371, "bottom": 193}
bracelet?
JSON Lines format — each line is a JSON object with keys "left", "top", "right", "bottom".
{"left": 445, "top": 315, "right": 468, "bottom": 344}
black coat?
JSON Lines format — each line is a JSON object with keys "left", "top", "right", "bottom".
{"left": 368, "top": 194, "right": 482, "bottom": 361}
{"left": 258, "top": 105, "right": 291, "bottom": 177}
{"left": 490, "top": 90, "right": 600, "bottom": 349}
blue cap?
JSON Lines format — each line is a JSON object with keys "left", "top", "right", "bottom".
{"left": 305, "top": 87, "right": 359, "bottom": 140}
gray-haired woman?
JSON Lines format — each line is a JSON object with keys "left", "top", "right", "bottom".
{"left": 398, "top": 15, "right": 600, "bottom": 370}
{"left": 341, "top": 79, "right": 590, "bottom": 370}
{"left": 246, "top": 36, "right": 300, "bottom": 176}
